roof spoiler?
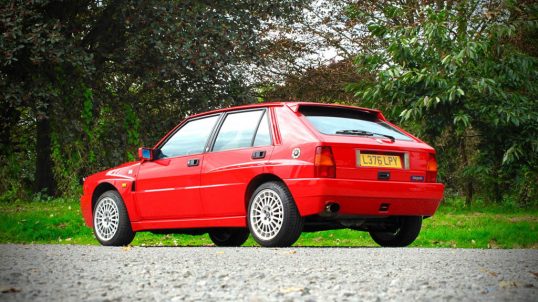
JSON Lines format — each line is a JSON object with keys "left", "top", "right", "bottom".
{"left": 286, "top": 102, "right": 385, "bottom": 120}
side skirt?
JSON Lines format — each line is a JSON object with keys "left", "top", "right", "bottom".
{"left": 131, "top": 216, "right": 247, "bottom": 232}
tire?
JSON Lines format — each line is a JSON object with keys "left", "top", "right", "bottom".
{"left": 93, "top": 190, "right": 135, "bottom": 246}
{"left": 208, "top": 228, "right": 249, "bottom": 247}
{"left": 369, "top": 216, "right": 422, "bottom": 247}
{"left": 247, "top": 181, "right": 304, "bottom": 247}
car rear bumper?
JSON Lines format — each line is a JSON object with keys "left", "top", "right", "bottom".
{"left": 285, "top": 178, "right": 444, "bottom": 217}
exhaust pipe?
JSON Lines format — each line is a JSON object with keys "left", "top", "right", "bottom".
{"left": 325, "top": 203, "right": 340, "bottom": 213}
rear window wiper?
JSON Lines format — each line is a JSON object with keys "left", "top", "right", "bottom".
{"left": 335, "top": 129, "right": 395, "bottom": 142}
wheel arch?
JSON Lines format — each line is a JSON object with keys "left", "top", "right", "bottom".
{"left": 244, "top": 173, "right": 285, "bottom": 211}
{"left": 91, "top": 182, "right": 118, "bottom": 213}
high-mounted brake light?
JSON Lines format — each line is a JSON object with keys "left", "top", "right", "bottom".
{"left": 314, "top": 146, "right": 336, "bottom": 178}
{"left": 426, "top": 153, "right": 438, "bottom": 183}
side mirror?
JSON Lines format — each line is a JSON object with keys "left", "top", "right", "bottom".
{"left": 138, "top": 147, "right": 154, "bottom": 161}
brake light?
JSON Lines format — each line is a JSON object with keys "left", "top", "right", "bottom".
{"left": 426, "top": 154, "right": 438, "bottom": 183}
{"left": 315, "top": 146, "right": 336, "bottom": 178}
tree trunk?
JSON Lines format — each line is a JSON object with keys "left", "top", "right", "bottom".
{"left": 35, "top": 110, "right": 55, "bottom": 196}
{"left": 461, "top": 137, "right": 473, "bottom": 207}
{"left": 493, "top": 158, "right": 502, "bottom": 204}
{"left": 465, "top": 179, "right": 474, "bottom": 207}
{"left": 0, "top": 105, "right": 19, "bottom": 155}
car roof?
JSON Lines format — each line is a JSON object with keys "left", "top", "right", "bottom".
{"left": 188, "top": 102, "right": 381, "bottom": 119}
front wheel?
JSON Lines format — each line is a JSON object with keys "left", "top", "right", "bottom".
{"left": 93, "top": 190, "right": 135, "bottom": 246}
{"left": 209, "top": 228, "right": 249, "bottom": 247}
{"left": 369, "top": 216, "right": 422, "bottom": 247}
{"left": 247, "top": 181, "right": 304, "bottom": 247}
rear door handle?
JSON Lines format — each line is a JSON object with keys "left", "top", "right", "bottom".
{"left": 251, "top": 150, "right": 266, "bottom": 159}
{"left": 187, "top": 159, "right": 200, "bottom": 167}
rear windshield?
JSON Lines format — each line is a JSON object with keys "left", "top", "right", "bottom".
{"left": 300, "top": 106, "right": 412, "bottom": 141}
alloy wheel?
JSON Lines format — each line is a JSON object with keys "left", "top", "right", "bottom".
{"left": 94, "top": 197, "right": 120, "bottom": 241}
{"left": 249, "top": 189, "right": 284, "bottom": 240}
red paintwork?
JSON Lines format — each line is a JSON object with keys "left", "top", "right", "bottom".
{"left": 81, "top": 102, "right": 444, "bottom": 232}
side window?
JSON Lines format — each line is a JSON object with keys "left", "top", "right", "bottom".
{"left": 159, "top": 115, "right": 219, "bottom": 158}
{"left": 253, "top": 112, "right": 271, "bottom": 147}
{"left": 213, "top": 110, "right": 264, "bottom": 152}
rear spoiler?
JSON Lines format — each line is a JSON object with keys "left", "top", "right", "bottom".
{"left": 286, "top": 102, "right": 386, "bottom": 121}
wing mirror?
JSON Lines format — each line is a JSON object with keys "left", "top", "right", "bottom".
{"left": 138, "top": 147, "right": 154, "bottom": 161}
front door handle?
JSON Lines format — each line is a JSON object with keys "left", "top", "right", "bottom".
{"left": 187, "top": 159, "right": 200, "bottom": 167}
{"left": 251, "top": 150, "right": 266, "bottom": 159}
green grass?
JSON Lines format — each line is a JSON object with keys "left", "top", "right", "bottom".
{"left": 0, "top": 198, "right": 536, "bottom": 248}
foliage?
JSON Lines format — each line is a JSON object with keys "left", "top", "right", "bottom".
{"left": 346, "top": 1, "right": 538, "bottom": 205}
{"left": 0, "top": 0, "right": 308, "bottom": 198}
{"left": 264, "top": 59, "right": 366, "bottom": 103}
{"left": 1, "top": 0, "right": 536, "bottom": 208}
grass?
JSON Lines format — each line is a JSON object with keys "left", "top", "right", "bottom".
{"left": 0, "top": 198, "right": 536, "bottom": 248}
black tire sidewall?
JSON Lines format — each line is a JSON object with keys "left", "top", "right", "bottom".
{"left": 208, "top": 228, "right": 249, "bottom": 247}
{"left": 247, "top": 181, "right": 303, "bottom": 247}
{"left": 369, "top": 216, "right": 422, "bottom": 247}
{"left": 93, "top": 190, "right": 135, "bottom": 246}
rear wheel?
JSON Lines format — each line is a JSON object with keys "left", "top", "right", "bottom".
{"left": 93, "top": 190, "right": 135, "bottom": 246}
{"left": 208, "top": 228, "right": 249, "bottom": 247}
{"left": 247, "top": 181, "right": 304, "bottom": 247}
{"left": 369, "top": 216, "right": 422, "bottom": 247}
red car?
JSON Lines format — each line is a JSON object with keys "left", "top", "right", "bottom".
{"left": 81, "top": 102, "right": 444, "bottom": 247}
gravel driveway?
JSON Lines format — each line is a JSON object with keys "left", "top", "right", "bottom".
{"left": 0, "top": 244, "right": 536, "bottom": 301}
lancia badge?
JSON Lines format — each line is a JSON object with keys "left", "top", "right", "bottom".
{"left": 292, "top": 148, "right": 301, "bottom": 159}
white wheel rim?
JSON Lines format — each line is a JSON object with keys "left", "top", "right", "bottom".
{"left": 249, "top": 189, "right": 284, "bottom": 241}
{"left": 94, "top": 197, "right": 119, "bottom": 241}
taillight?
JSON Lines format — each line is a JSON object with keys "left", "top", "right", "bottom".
{"left": 426, "top": 153, "right": 438, "bottom": 183}
{"left": 314, "top": 146, "right": 336, "bottom": 178}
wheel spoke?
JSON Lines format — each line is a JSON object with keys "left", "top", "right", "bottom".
{"left": 249, "top": 188, "right": 285, "bottom": 241}
{"left": 94, "top": 197, "right": 120, "bottom": 241}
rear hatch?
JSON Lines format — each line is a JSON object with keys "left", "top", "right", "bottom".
{"left": 299, "top": 105, "right": 437, "bottom": 183}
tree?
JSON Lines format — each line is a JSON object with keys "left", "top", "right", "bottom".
{"left": 0, "top": 0, "right": 308, "bottom": 198}
{"left": 346, "top": 1, "right": 538, "bottom": 205}
{"left": 264, "top": 59, "right": 367, "bottom": 103}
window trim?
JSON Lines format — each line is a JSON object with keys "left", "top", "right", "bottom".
{"left": 250, "top": 110, "right": 265, "bottom": 147}
{"left": 256, "top": 108, "right": 274, "bottom": 147}
{"left": 155, "top": 113, "right": 222, "bottom": 159}
{"left": 207, "top": 108, "right": 273, "bottom": 153}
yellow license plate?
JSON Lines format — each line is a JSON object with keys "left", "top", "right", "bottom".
{"left": 359, "top": 154, "right": 402, "bottom": 168}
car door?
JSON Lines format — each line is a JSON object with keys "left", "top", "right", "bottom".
{"left": 200, "top": 109, "right": 274, "bottom": 218}
{"left": 135, "top": 115, "right": 220, "bottom": 220}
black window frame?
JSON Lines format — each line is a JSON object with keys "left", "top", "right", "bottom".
{"left": 207, "top": 108, "right": 273, "bottom": 153}
{"left": 154, "top": 113, "right": 222, "bottom": 159}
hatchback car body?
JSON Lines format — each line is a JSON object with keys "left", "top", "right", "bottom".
{"left": 81, "top": 102, "right": 444, "bottom": 247}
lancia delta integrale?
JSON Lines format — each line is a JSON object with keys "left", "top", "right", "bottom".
{"left": 81, "top": 102, "right": 444, "bottom": 247}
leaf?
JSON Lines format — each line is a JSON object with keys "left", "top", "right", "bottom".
{"left": 423, "top": 95, "right": 431, "bottom": 107}
{"left": 280, "top": 287, "right": 304, "bottom": 294}
{"left": 0, "top": 286, "right": 21, "bottom": 293}
{"left": 368, "top": 24, "right": 386, "bottom": 37}
{"left": 499, "top": 281, "right": 519, "bottom": 288}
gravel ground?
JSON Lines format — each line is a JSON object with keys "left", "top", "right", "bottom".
{"left": 0, "top": 244, "right": 536, "bottom": 301}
